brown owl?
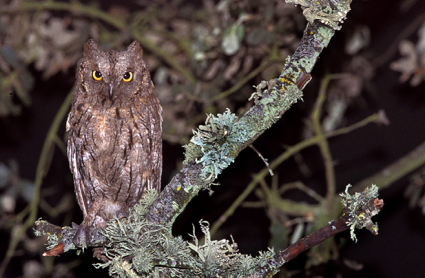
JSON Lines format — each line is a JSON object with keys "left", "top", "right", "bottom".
{"left": 66, "top": 40, "right": 163, "bottom": 247}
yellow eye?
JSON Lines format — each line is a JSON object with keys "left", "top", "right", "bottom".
{"left": 92, "top": 70, "right": 102, "bottom": 81}
{"left": 123, "top": 72, "right": 133, "bottom": 82}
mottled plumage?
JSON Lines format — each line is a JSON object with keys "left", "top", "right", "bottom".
{"left": 66, "top": 40, "right": 162, "bottom": 246}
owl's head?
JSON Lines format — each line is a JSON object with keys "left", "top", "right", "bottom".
{"left": 76, "top": 40, "right": 152, "bottom": 104}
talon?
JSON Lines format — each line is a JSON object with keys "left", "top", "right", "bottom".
{"left": 116, "top": 211, "right": 129, "bottom": 219}
{"left": 73, "top": 224, "right": 91, "bottom": 249}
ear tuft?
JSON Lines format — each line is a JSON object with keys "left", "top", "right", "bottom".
{"left": 83, "top": 39, "right": 99, "bottom": 57}
{"left": 127, "top": 41, "right": 143, "bottom": 59}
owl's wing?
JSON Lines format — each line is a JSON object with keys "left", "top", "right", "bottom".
{"left": 66, "top": 115, "right": 89, "bottom": 217}
{"left": 126, "top": 98, "right": 163, "bottom": 204}
{"left": 144, "top": 103, "right": 163, "bottom": 193}
{"left": 151, "top": 107, "right": 163, "bottom": 192}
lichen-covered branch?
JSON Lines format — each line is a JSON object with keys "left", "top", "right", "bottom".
{"left": 250, "top": 184, "right": 383, "bottom": 277}
{"left": 145, "top": 13, "right": 343, "bottom": 228}
{"left": 35, "top": 219, "right": 106, "bottom": 256}
{"left": 35, "top": 185, "right": 383, "bottom": 277}
{"left": 340, "top": 184, "right": 383, "bottom": 242}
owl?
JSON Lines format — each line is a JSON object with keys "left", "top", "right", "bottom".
{"left": 66, "top": 40, "right": 163, "bottom": 247}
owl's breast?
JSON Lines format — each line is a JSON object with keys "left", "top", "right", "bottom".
{"left": 68, "top": 96, "right": 160, "bottom": 205}
{"left": 94, "top": 113, "right": 109, "bottom": 149}
{"left": 87, "top": 107, "right": 127, "bottom": 151}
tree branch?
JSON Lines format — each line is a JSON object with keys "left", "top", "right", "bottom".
{"left": 35, "top": 185, "right": 383, "bottom": 277}
{"left": 145, "top": 20, "right": 337, "bottom": 226}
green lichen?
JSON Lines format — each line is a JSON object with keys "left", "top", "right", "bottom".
{"left": 172, "top": 201, "right": 179, "bottom": 210}
{"left": 93, "top": 189, "right": 195, "bottom": 277}
{"left": 316, "top": 25, "right": 334, "bottom": 41}
{"left": 183, "top": 109, "right": 243, "bottom": 180}
{"left": 45, "top": 233, "right": 60, "bottom": 251}
{"left": 188, "top": 220, "right": 276, "bottom": 277}
{"left": 34, "top": 218, "right": 75, "bottom": 252}
{"left": 297, "top": 57, "right": 314, "bottom": 72}
{"left": 93, "top": 195, "right": 278, "bottom": 277}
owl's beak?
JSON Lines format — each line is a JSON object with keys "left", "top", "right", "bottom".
{"left": 109, "top": 83, "right": 114, "bottom": 99}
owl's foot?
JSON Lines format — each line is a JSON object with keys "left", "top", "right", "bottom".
{"left": 72, "top": 222, "right": 91, "bottom": 249}
{"left": 93, "top": 247, "right": 109, "bottom": 262}
{"left": 116, "top": 211, "right": 129, "bottom": 220}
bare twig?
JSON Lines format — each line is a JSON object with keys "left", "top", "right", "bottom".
{"left": 250, "top": 144, "right": 274, "bottom": 176}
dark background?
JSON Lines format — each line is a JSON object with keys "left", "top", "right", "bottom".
{"left": 1, "top": 0, "right": 425, "bottom": 277}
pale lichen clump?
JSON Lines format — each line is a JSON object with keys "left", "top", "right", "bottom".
{"left": 286, "top": 0, "right": 352, "bottom": 30}
{"left": 188, "top": 220, "right": 277, "bottom": 277}
{"left": 183, "top": 109, "right": 245, "bottom": 181}
{"left": 92, "top": 190, "right": 276, "bottom": 277}
{"left": 93, "top": 189, "right": 195, "bottom": 277}
{"left": 340, "top": 184, "right": 381, "bottom": 242}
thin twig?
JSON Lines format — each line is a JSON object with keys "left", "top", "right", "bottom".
{"left": 310, "top": 74, "right": 338, "bottom": 213}
{"left": 355, "top": 140, "right": 425, "bottom": 193}
{"left": 250, "top": 144, "right": 274, "bottom": 176}
{"left": 210, "top": 58, "right": 285, "bottom": 101}
{"left": 278, "top": 181, "right": 324, "bottom": 202}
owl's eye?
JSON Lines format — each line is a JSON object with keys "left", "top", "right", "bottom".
{"left": 123, "top": 72, "right": 133, "bottom": 82}
{"left": 92, "top": 70, "right": 102, "bottom": 81}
